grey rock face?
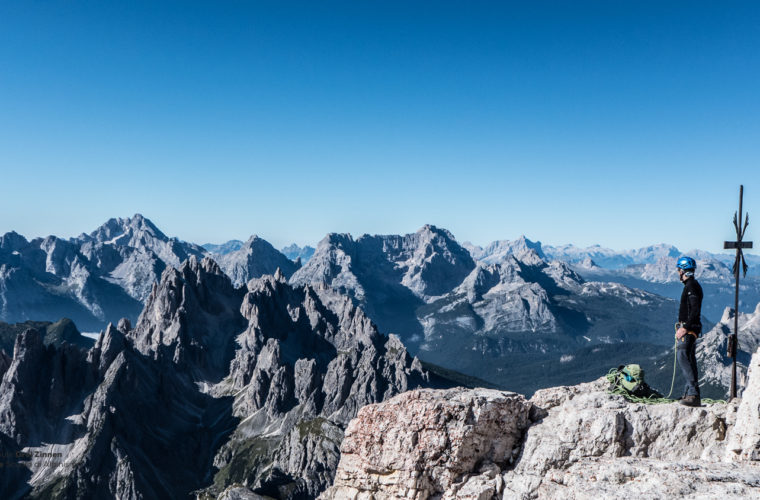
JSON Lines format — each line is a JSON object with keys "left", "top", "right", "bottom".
{"left": 0, "top": 231, "right": 142, "bottom": 331}
{"left": 217, "top": 235, "right": 299, "bottom": 288}
{"left": 1, "top": 215, "right": 306, "bottom": 334}
{"left": 321, "top": 388, "right": 531, "bottom": 499}
{"left": 209, "top": 271, "right": 442, "bottom": 497}
{"left": 0, "top": 328, "right": 95, "bottom": 450}
{"left": 291, "top": 224, "right": 475, "bottom": 302}
{"left": 726, "top": 346, "right": 760, "bottom": 461}
{"left": 290, "top": 226, "right": 677, "bottom": 394}
{"left": 0, "top": 308, "right": 239, "bottom": 499}
{"left": 0, "top": 252, "right": 447, "bottom": 499}
{"left": 0, "top": 317, "right": 94, "bottom": 356}
{"left": 129, "top": 256, "right": 246, "bottom": 381}
{"left": 33, "top": 348, "right": 238, "bottom": 500}
{"left": 77, "top": 213, "right": 208, "bottom": 302}
{"left": 0, "top": 214, "right": 213, "bottom": 331}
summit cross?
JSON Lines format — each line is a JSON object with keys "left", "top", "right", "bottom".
{"left": 723, "top": 185, "right": 752, "bottom": 400}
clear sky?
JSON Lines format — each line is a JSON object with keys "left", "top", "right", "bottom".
{"left": 1, "top": 1, "right": 758, "bottom": 253}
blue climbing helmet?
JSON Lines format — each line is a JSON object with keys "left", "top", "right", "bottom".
{"left": 676, "top": 256, "right": 696, "bottom": 271}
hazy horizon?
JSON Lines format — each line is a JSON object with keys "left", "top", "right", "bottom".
{"left": 2, "top": 212, "right": 756, "bottom": 257}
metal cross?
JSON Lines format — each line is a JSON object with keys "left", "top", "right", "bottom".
{"left": 723, "top": 185, "right": 752, "bottom": 399}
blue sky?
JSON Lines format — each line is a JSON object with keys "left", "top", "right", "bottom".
{"left": 1, "top": 1, "right": 758, "bottom": 252}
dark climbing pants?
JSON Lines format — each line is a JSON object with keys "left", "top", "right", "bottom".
{"left": 677, "top": 334, "right": 700, "bottom": 397}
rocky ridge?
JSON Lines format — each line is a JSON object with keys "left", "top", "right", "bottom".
{"left": 467, "top": 235, "right": 760, "bottom": 324}
{"left": 0, "top": 255, "right": 450, "bottom": 499}
{"left": 322, "top": 348, "right": 760, "bottom": 499}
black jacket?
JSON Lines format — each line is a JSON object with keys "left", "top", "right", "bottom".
{"left": 679, "top": 277, "right": 703, "bottom": 334}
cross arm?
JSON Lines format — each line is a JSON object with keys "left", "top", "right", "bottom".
{"left": 724, "top": 241, "right": 753, "bottom": 249}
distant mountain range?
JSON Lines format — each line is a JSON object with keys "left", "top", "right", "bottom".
{"left": 2, "top": 217, "right": 759, "bottom": 498}
{"left": 289, "top": 225, "right": 682, "bottom": 393}
{"left": 467, "top": 235, "right": 760, "bottom": 322}
{"left": 0, "top": 215, "right": 304, "bottom": 331}
{"left": 2, "top": 215, "right": 757, "bottom": 393}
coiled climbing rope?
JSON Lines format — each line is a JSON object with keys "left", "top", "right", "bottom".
{"left": 606, "top": 324, "right": 726, "bottom": 405}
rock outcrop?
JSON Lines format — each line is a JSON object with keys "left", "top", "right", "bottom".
{"left": 323, "top": 388, "right": 530, "bottom": 499}
{"left": 322, "top": 349, "right": 760, "bottom": 499}
{"left": 726, "top": 346, "right": 760, "bottom": 462}
{"left": 128, "top": 255, "right": 246, "bottom": 381}
{"left": 0, "top": 317, "right": 94, "bottom": 355}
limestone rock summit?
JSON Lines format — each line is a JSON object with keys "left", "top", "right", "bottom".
{"left": 323, "top": 348, "right": 760, "bottom": 499}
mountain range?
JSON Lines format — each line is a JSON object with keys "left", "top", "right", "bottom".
{"left": 289, "top": 225, "right": 681, "bottom": 393}
{"left": 0, "top": 257, "right": 453, "bottom": 498}
{"left": 0, "top": 216, "right": 303, "bottom": 331}
{"left": 2, "top": 216, "right": 759, "bottom": 498}
{"left": 468, "top": 235, "right": 760, "bottom": 323}
{"left": 3, "top": 215, "right": 757, "bottom": 394}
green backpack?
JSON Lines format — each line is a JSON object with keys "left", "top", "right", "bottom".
{"left": 607, "top": 364, "right": 662, "bottom": 399}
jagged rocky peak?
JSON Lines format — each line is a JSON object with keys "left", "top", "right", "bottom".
{"left": 129, "top": 255, "right": 246, "bottom": 380}
{"left": 0, "top": 230, "right": 29, "bottom": 252}
{"left": 289, "top": 232, "right": 365, "bottom": 303}
{"left": 292, "top": 225, "right": 476, "bottom": 301}
{"left": 0, "top": 318, "right": 94, "bottom": 356}
{"left": 470, "top": 235, "right": 547, "bottom": 265}
{"left": 381, "top": 224, "right": 475, "bottom": 298}
{"left": 231, "top": 274, "right": 416, "bottom": 408}
{"left": 217, "top": 234, "right": 299, "bottom": 288}
{"left": 630, "top": 242, "right": 681, "bottom": 261}
{"left": 84, "top": 213, "right": 167, "bottom": 244}
{"left": 37, "top": 235, "right": 83, "bottom": 277}
{"left": 513, "top": 246, "right": 545, "bottom": 267}
{"left": 79, "top": 213, "right": 206, "bottom": 270}
{"left": 202, "top": 272, "right": 439, "bottom": 498}
{"left": 88, "top": 319, "right": 131, "bottom": 376}
{"left": 323, "top": 348, "right": 760, "bottom": 499}
{"left": 625, "top": 255, "right": 733, "bottom": 284}
{"left": 0, "top": 327, "right": 94, "bottom": 448}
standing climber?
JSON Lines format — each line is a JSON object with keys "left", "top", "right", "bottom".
{"left": 676, "top": 256, "right": 703, "bottom": 407}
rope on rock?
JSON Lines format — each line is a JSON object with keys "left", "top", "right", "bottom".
{"left": 605, "top": 325, "right": 727, "bottom": 405}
